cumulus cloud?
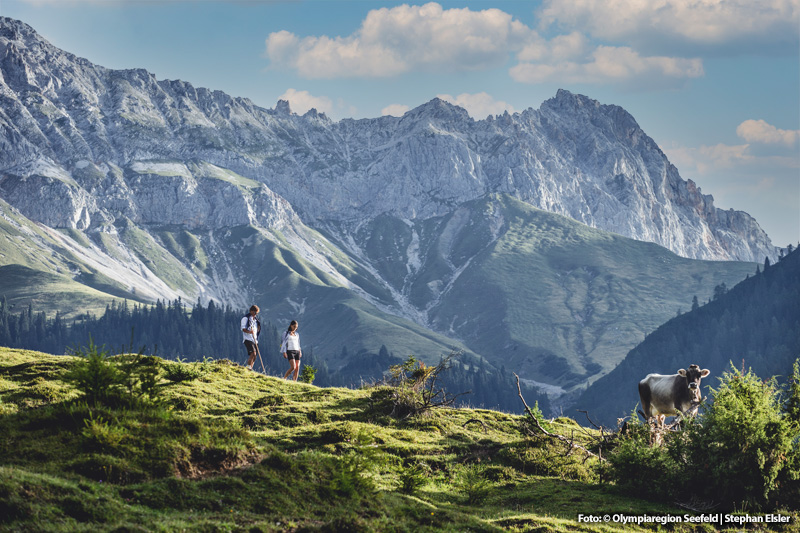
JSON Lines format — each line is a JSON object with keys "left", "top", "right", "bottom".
{"left": 436, "top": 92, "right": 515, "bottom": 118}
{"left": 265, "top": 3, "right": 705, "bottom": 88}
{"left": 538, "top": 0, "right": 800, "bottom": 52}
{"left": 510, "top": 45, "right": 703, "bottom": 86}
{"left": 277, "top": 89, "right": 333, "bottom": 116}
{"left": 265, "top": 2, "right": 534, "bottom": 78}
{"left": 381, "top": 104, "right": 411, "bottom": 117}
{"left": 737, "top": 119, "right": 800, "bottom": 146}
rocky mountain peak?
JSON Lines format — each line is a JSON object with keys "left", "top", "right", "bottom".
{"left": 0, "top": 16, "right": 36, "bottom": 42}
{"left": 274, "top": 99, "right": 292, "bottom": 115}
{"left": 543, "top": 89, "right": 641, "bottom": 137}
{"left": 0, "top": 16, "right": 777, "bottom": 264}
{"left": 403, "top": 97, "right": 473, "bottom": 125}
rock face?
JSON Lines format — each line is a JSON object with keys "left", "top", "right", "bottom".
{"left": 0, "top": 16, "right": 775, "bottom": 264}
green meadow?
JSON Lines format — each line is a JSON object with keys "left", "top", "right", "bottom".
{"left": 1, "top": 348, "right": 794, "bottom": 532}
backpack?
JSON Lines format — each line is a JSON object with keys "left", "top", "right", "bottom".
{"left": 243, "top": 314, "right": 261, "bottom": 339}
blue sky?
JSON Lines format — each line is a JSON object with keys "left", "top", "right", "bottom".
{"left": 1, "top": 0, "right": 798, "bottom": 249}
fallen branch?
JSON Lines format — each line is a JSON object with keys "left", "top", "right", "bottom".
{"left": 514, "top": 373, "right": 605, "bottom": 462}
{"left": 462, "top": 418, "right": 488, "bottom": 433}
{"left": 577, "top": 410, "right": 602, "bottom": 430}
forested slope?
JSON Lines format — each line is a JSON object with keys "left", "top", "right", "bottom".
{"left": 572, "top": 248, "right": 800, "bottom": 426}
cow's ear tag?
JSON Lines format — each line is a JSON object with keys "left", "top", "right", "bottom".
{"left": 677, "top": 369, "right": 687, "bottom": 376}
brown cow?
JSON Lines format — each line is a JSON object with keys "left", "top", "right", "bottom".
{"left": 638, "top": 364, "right": 710, "bottom": 426}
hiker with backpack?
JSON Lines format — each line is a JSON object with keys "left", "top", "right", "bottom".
{"left": 241, "top": 305, "right": 262, "bottom": 371}
{"left": 280, "top": 320, "right": 302, "bottom": 380}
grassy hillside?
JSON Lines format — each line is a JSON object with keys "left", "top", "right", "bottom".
{"left": 1, "top": 347, "right": 772, "bottom": 532}
{"left": 0, "top": 265, "right": 138, "bottom": 321}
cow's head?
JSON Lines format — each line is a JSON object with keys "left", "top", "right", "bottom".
{"left": 678, "top": 364, "right": 710, "bottom": 399}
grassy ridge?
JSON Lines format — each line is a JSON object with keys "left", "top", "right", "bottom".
{"left": 0, "top": 265, "right": 137, "bottom": 321}
{"left": 2, "top": 348, "right": 788, "bottom": 532}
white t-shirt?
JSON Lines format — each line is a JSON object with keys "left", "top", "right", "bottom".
{"left": 241, "top": 315, "right": 258, "bottom": 344}
{"left": 281, "top": 332, "right": 300, "bottom": 352}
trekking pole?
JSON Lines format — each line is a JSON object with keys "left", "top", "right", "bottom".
{"left": 254, "top": 337, "right": 266, "bottom": 374}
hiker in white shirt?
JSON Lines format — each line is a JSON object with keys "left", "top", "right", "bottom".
{"left": 280, "top": 320, "right": 302, "bottom": 380}
{"left": 241, "top": 305, "right": 260, "bottom": 370}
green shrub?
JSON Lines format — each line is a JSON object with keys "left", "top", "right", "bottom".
{"left": 398, "top": 461, "right": 430, "bottom": 495}
{"left": 785, "top": 359, "right": 800, "bottom": 425}
{"left": 325, "top": 428, "right": 385, "bottom": 498}
{"left": 64, "top": 339, "right": 123, "bottom": 405}
{"left": 65, "top": 340, "right": 163, "bottom": 406}
{"left": 377, "top": 352, "right": 466, "bottom": 419}
{"left": 81, "top": 411, "right": 127, "bottom": 453}
{"left": 603, "top": 418, "right": 679, "bottom": 499}
{"left": 680, "top": 365, "right": 799, "bottom": 510}
{"left": 327, "top": 452, "right": 376, "bottom": 498}
{"left": 299, "top": 365, "right": 317, "bottom": 384}
{"left": 606, "top": 364, "right": 800, "bottom": 510}
{"left": 519, "top": 401, "right": 551, "bottom": 432}
{"left": 454, "top": 463, "right": 491, "bottom": 505}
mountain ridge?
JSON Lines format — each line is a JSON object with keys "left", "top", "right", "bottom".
{"left": 0, "top": 16, "right": 769, "bottom": 399}
{"left": 0, "top": 16, "right": 775, "bottom": 262}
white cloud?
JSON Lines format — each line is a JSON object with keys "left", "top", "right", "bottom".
{"left": 277, "top": 89, "right": 333, "bottom": 116}
{"left": 517, "top": 32, "right": 590, "bottom": 63}
{"left": 538, "top": 0, "right": 800, "bottom": 52}
{"left": 381, "top": 104, "right": 410, "bottom": 117}
{"left": 737, "top": 119, "right": 800, "bottom": 146}
{"left": 663, "top": 141, "right": 800, "bottom": 176}
{"left": 264, "top": 2, "right": 709, "bottom": 88}
{"left": 664, "top": 142, "right": 754, "bottom": 175}
{"left": 436, "top": 92, "right": 515, "bottom": 118}
{"left": 510, "top": 45, "right": 703, "bottom": 86}
{"left": 265, "top": 2, "right": 535, "bottom": 78}
{"left": 662, "top": 140, "right": 799, "bottom": 246}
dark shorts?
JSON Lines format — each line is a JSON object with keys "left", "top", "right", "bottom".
{"left": 244, "top": 340, "right": 257, "bottom": 354}
{"left": 285, "top": 350, "right": 301, "bottom": 361}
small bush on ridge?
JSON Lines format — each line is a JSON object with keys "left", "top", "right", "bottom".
{"left": 605, "top": 362, "right": 800, "bottom": 510}
{"left": 299, "top": 365, "right": 317, "bottom": 384}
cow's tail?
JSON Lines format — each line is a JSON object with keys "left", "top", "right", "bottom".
{"left": 637, "top": 409, "right": 647, "bottom": 421}
{"left": 638, "top": 380, "right": 653, "bottom": 421}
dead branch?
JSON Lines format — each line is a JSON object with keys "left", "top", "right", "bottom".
{"left": 514, "top": 373, "right": 605, "bottom": 462}
{"left": 578, "top": 410, "right": 602, "bottom": 430}
{"left": 462, "top": 418, "right": 488, "bottom": 433}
